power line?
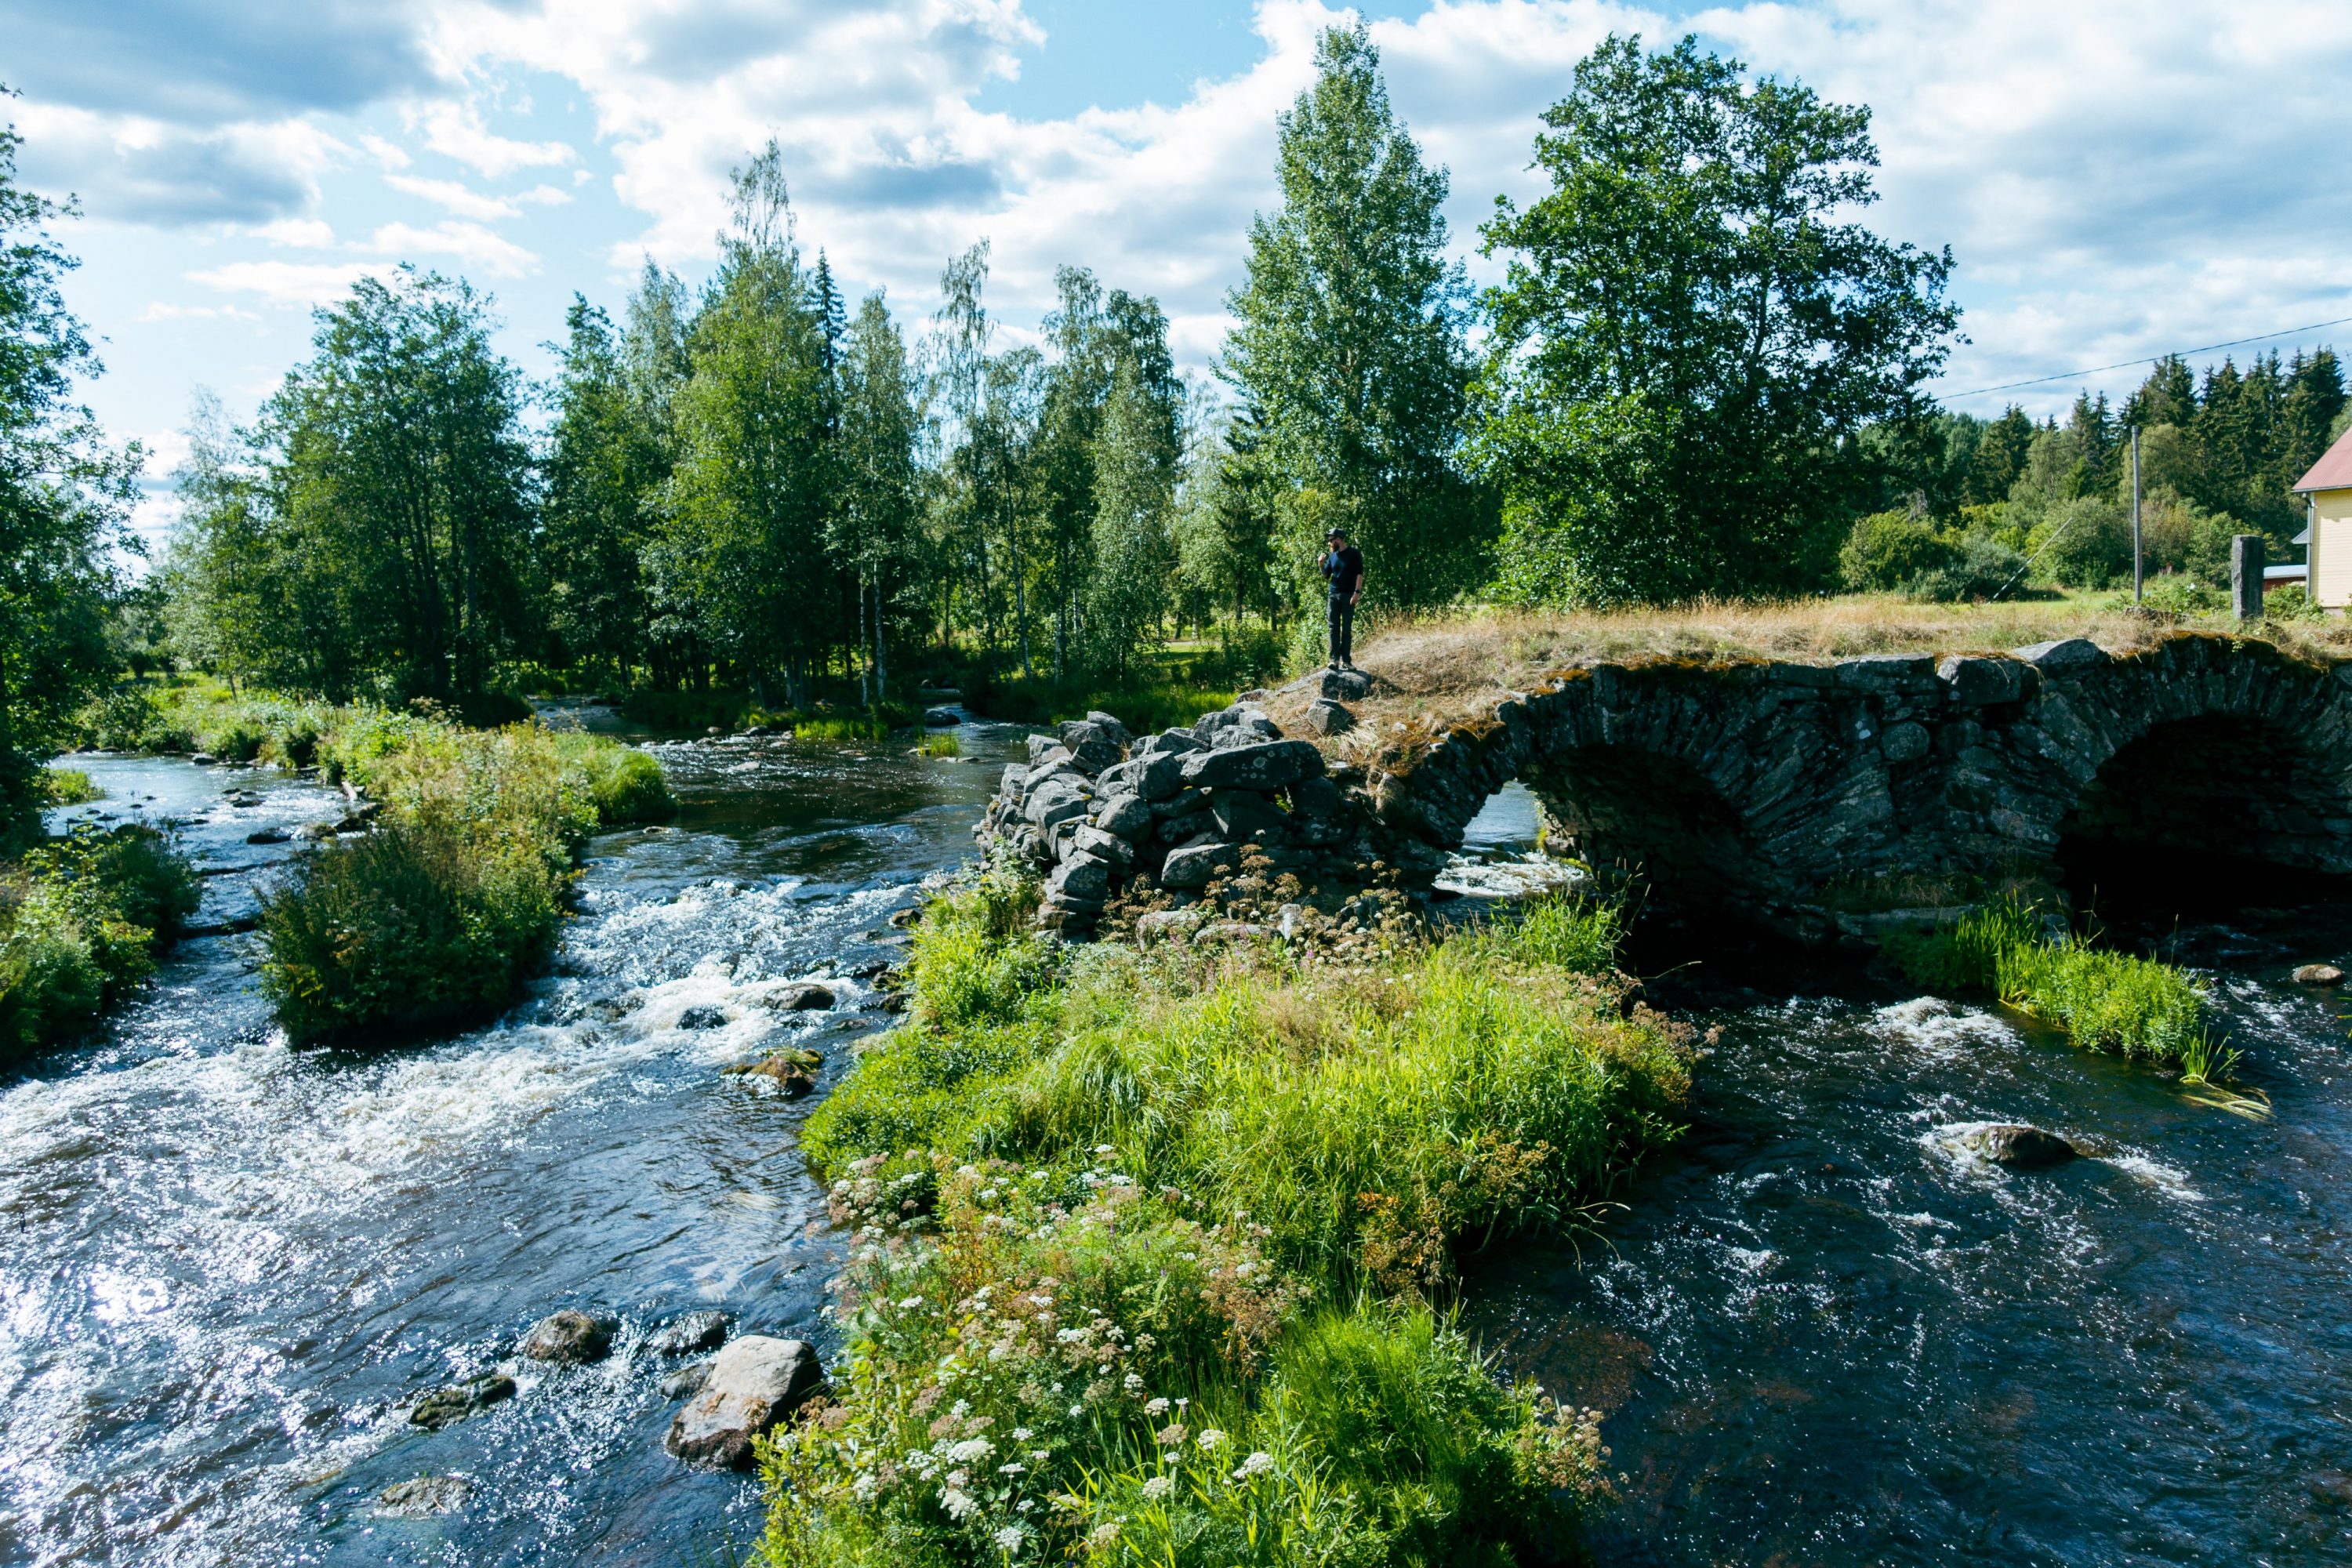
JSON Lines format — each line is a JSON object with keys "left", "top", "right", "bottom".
{"left": 1939, "top": 313, "right": 2352, "bottom": 400}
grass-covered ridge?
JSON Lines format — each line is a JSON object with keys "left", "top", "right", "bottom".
{"left": 762, "top": 880, "right": 1683, "bottom": 1564}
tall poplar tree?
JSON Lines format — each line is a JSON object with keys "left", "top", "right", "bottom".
{"left": 658, "top": 142, "right": 839, "bottom": 706}
{"left": 1221, "top": 24, "right": 1487, "bottom": 611}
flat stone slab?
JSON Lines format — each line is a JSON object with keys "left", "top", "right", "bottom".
{"left": 1179, "top": 739, "right": 1324, "bottom": 792}
{"left": 2011, "top": 637, "right": 2106, "bottom": 673}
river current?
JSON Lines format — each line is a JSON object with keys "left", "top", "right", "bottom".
{"left": 5, "top": 750, "right": 2350, "bottom": 1565}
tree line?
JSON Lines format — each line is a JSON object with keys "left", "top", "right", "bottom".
{"left": 10, "top": 28, "right": 2352, "bottom": 808}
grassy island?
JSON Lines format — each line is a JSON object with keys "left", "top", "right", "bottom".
{"left": 82, "top": 682, "right": 675, "bottom": 1045}
{"left": 760, "top": 880, "right": 1686, "bottom": 1565}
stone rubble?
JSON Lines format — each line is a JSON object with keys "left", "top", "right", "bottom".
{"left": 974, "top": 693, "right": 1384, "bottom": 937}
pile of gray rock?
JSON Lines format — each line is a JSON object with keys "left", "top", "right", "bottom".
{"left": 976, "top": 691, "right": 1374, "bottom": 934}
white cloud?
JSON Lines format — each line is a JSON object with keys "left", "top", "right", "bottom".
{"left": 190, "top": 260, "right": 382, "bottom": 307}
{"left": 135, "top": 302, "right": 260, "bottom": 322}
{"left": 408, "top": 100, "right": 576, "bottom": 177}
{"left": 365, "top": 219, "right": 539, "bottom": 275}
{"left": 386, "top": 173, "right": 522, "bottom": 220}
{"left": 252, "top": 217, "right": 338, "bottom": 248}
{"left": 360, "top": 132, "right": 415, "bottom": 171}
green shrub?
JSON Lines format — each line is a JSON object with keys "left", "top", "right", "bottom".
{"left": 1995, "top": 938, "right": 2206, "bottom": 1062}
{"left": 1910, "top": 534, "right": 2028, "bottom": 603}
{"left": 764, "top": 1171, "right": 1613, "bottom": 1568}
{"left": 38, "top": 768, "right": 103, "bottom": 806}
{"left": 0, "top": 825, "right": 198, "bottom": 1058}
{"left": 261, "top": 816, "right": 568, "bottom": 1044}
{"left": 916, "top": 731, "right": 961, "bottom": 758}
{"left": 1840, "top": 510, "right": 1958, "bottom": 592}
{"left": 1483, "top": 890, "right": 1621, "bottom": 975}
{"left": 550, "top": 735, "right": 676, "bottom": 826}
{"left": 261, "top": 715, "right": 669, "bottom": 1041}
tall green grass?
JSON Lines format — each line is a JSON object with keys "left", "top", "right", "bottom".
{"left": 767, "top": 884, "right": 1674, "bottom": 1563}
{"left": 1886, "top": 898, "right": 2211, "bottom": 1067}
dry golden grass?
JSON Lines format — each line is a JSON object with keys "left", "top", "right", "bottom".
{"left": 1258, "top": 594, "right": 2352, "bottom": 750}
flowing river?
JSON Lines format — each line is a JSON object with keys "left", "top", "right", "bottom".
{"left": 7, "top": 753, "right": 2352, "bottom": 1565}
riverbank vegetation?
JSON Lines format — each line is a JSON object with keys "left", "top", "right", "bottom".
{"left": 256, "top": 707, "right": 672, "bottom": 1044}
{"left": 1, "top": 825, "right": 198, "bottom": 1060}
{"left": 762, "top": 880, "right": 1682, "bottom": 1562}
{"left": 1886, "top": 900, "right": 2217, "bottom": 1075}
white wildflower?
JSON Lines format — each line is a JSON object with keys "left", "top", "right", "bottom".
{"left": 947, "top": 1437, "right": 994, "bottom": 1464}
{"left": 1196, "top": 1428, "right": 1228, "bottom": 1451}
{"left": 993, "top": 1524, "right": 1026, "bottom": 1552}
{"left": 1093, "top": 1144, "right": 1116, "bottom": 1156}
{"left": 942, "top": 1487, "right": 978, "bottom": 1520}
{"left": 999, "top": 1461, "right": 1025, "bottom": 1475}
{"left": 1233, "top": 1450, "right": 1276, "bottom": 1481}
{"left": 1123, "top": 1373, "right": 1144, "bottom": 1392}
{"left": 1011, "top": 1426, "right": 1033, "bottom": 1441}
{"left": 1087, "top": 1522, "right": 1123, "bottom": 1548}
{"left": 1140, "top": 1475, "right": 1174, "bottom": 1501}
{"left": 1144, "top": 1397, "right": 1170, "bottom": 1417}
{"left": 897, "top": 1296, "right": 924, "bottom": 1311}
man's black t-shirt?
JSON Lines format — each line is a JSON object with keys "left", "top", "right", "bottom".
{"left": 1323, "top": 545, "right": 1363, "bottom": 600}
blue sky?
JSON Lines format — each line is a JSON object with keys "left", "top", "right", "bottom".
{"left": 11, "top": 1, "right": 2352, "bottom": 550}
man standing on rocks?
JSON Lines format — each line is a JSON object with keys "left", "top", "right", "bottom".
{"left": 1322, "top": 528, "right": 1364, "bottom": 670}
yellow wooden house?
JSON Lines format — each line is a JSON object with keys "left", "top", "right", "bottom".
{"left": 2294, "top": 424, "right": 2352, "bottom": 607}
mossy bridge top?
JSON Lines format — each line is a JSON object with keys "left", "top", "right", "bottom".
{"left": 1360, "top": 632, "right": 2352, "bottom": 938}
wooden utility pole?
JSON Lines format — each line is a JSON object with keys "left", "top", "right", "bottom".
{"left": 2131, "top": 425, "right": 2143, "bottom": 604}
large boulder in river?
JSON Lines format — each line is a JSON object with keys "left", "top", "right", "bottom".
{"left": 1180, "top": 739, "right": 1323, "bottom": 793}
{"left": 665, "top": 1334, "right": 825, "bottom": 1469}
{"left": 521, "top": 1308, "right": 615, "bottom": 1364}
{"left": 1954, "top": 1123, "right": 2078, "bottom": 1169}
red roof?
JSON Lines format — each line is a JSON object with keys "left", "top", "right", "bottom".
{"left": 2295, "top": 423, "right": 2352, "bottom": 492}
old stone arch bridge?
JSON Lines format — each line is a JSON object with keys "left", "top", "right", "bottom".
{"left": 1363, "top": 633, "right": 2352, "bottom": 937}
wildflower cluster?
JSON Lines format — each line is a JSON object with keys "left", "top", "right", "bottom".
{"left": 771, "top": 1156, "right": 1301, "bottom": 1562}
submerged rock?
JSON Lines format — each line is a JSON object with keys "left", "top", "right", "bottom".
{"left": 648, "top": 1310, "right": 732, "bottom": 1358}
{"left": 665, "top": 1335, "right": 824, "bottom": 1469}
{"left": 724, "top": 1048, "right": 818, "bottom": 1096}
{"left": 763, "top": 982, "right": 835, "bottom": 1011}
{"left": 377, "top": 1475, "right": 473, "bottom": 1517}
{"left": 521, "top": 1308, "right": 615, "bottom": 1364}
{"left": 2293, "top": 964, "right": 2344, "bottom": 985}
{"left": 409, "top": 1373, "right": 516, "bottom": 1430}
{"left": 1953, "top": 1123, "right": 2078, "bottom": 1169}
{"left": 675, "top": 1005, "right": 729, "bottom": 1031}
{"left": 246, "top": 826, "right": 291, "bottom": 845}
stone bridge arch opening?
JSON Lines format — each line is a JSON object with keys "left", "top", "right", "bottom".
{"left": 2056, "top": 712, "right": 2352, "bottom": 912}
{"left": 1511, "top": 745, "right": 1763, "bottom": 917}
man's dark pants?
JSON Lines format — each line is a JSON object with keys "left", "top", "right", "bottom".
{"left": 1327, "top": 596, "right": 1354, "bottom": 666}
